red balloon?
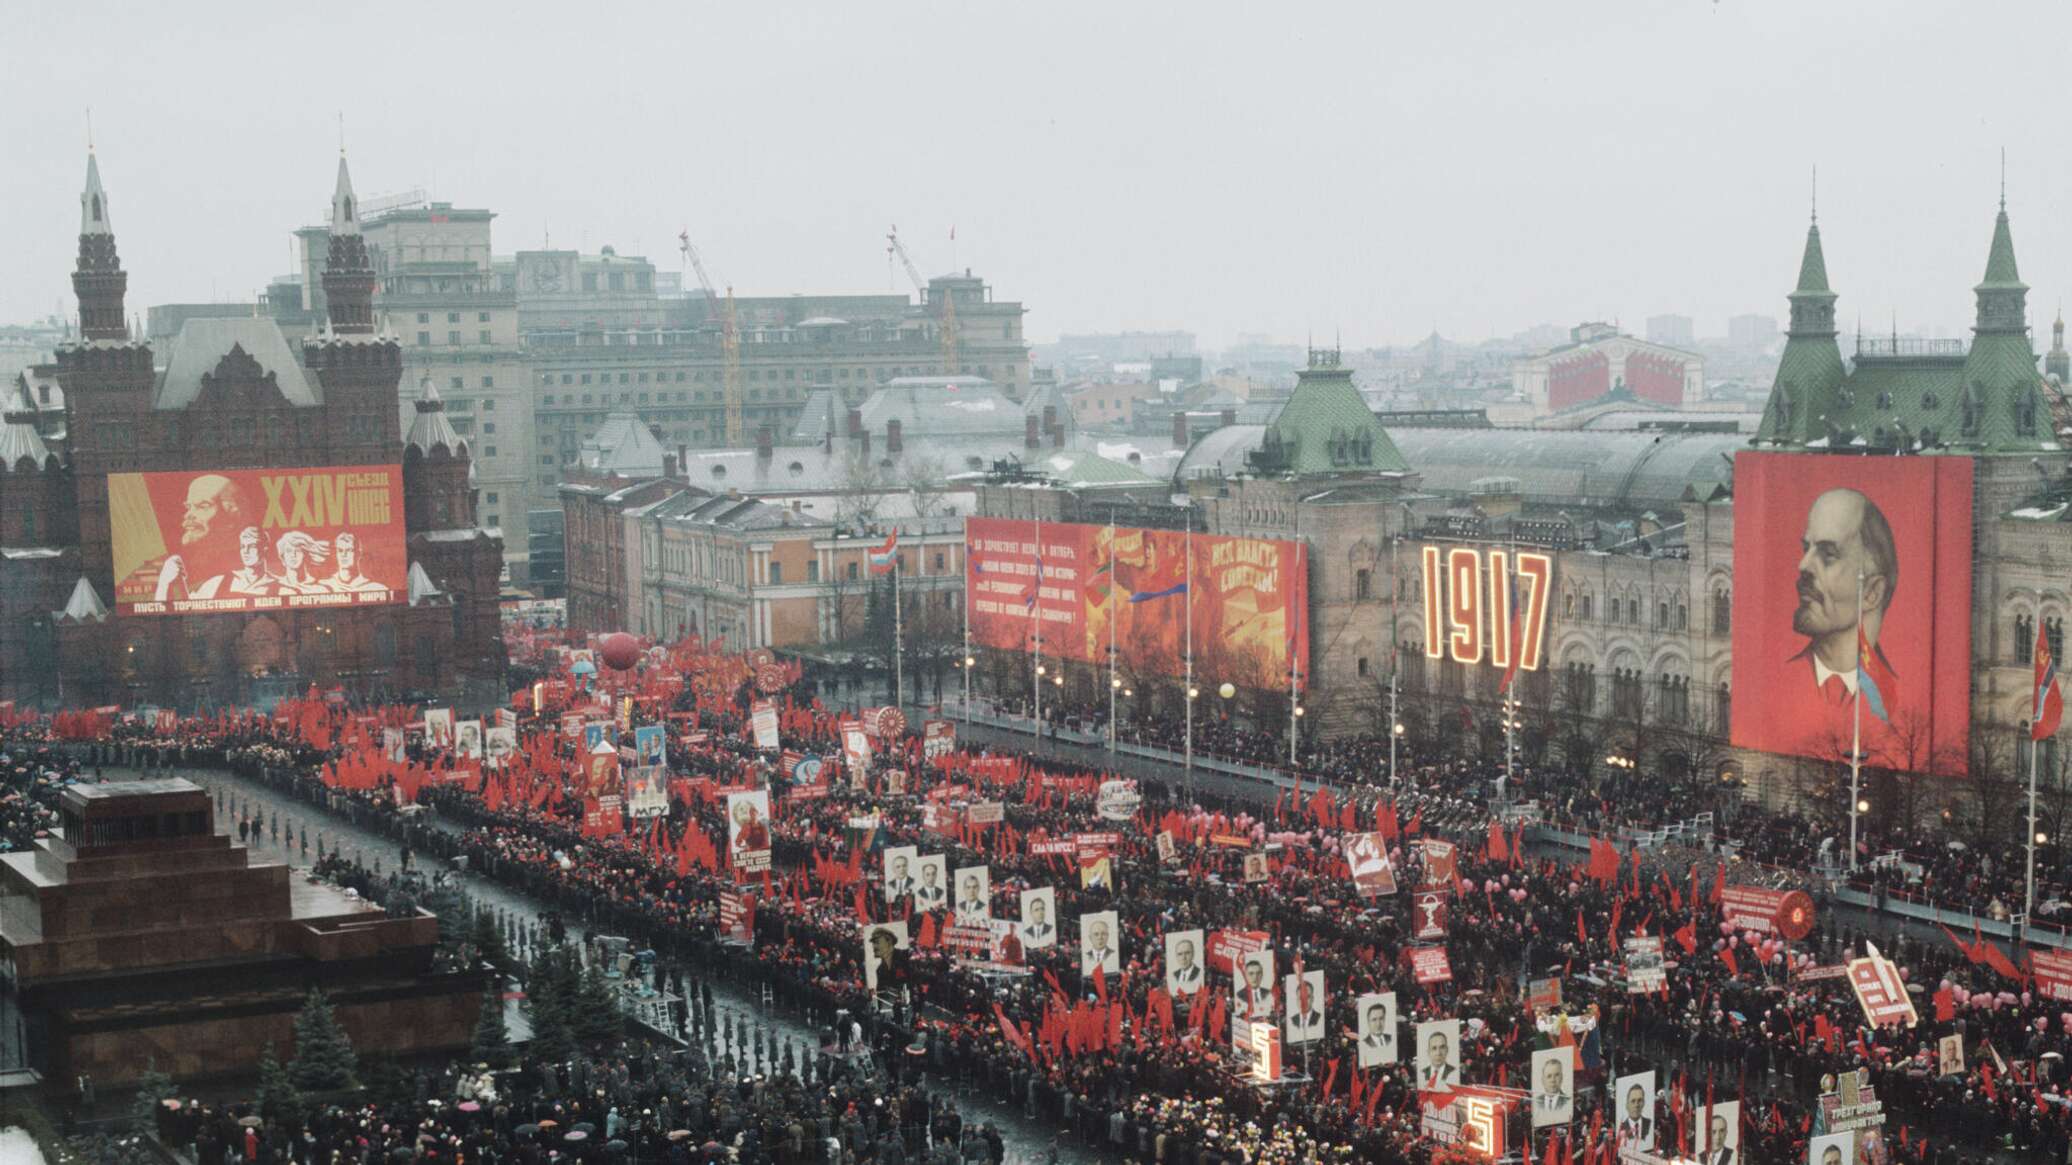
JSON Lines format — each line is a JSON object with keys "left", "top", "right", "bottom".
{"left": 599, "top": 633, "right": 642, "bottom": 671}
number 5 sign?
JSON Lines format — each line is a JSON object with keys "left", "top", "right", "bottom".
{"left": 1420, "top": 546, "right": 1553, "bottom": 670}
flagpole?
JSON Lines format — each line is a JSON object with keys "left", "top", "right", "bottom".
{"left": 1108, "top": 510, "right": 1118, "bottom": 754}
{"left": 961, "top": 535, "right": 971, "bottom": 730}
{"left": 892, "top": 531, "right": 904, "bottom": 713}
{"left": 1504, "top": 539, "right": 1517, "bottom": 800}
{"left": 1289, "top": 537, "right": 1303, "bottom": 770}
{"left": 1389, "top": 536, "right": 1400, "bottom": 790}
{"left": 1184, "top": 503, "right": 1194, "bottom": 790}
{"left": 1849, "top": 568, "right": 1863, "bottom": 874}
{"left": 1032, "top": 512, "right": 1043, "bottom": 738}
{"left": 2028, "top": 729, "right": 2040, "bottom": 941}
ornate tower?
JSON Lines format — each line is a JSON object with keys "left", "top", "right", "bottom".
{"left": 402, "top": 374, "right": 476, "bottom": 532}
{"left": 1753, "top": 212, "right": 1846, "bottom": 446}
{"left": 1956, "top": 198, "right": 2047, "bottom": 450}
{"left": 72, "top": 152, "right": 127, "bottom": 342}
{"left": 2047, "top": 309, "right": 2068, "bottom": 383}
{"left": 56, "top": 149, "right": 155, "bottom": 590}
{"left": 304, "top": 152, "right": 404, "bottom": 461}
{"left": 320, "top": 153, "right": 376, "bottom": 336}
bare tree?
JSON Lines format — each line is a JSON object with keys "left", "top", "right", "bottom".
{"left": 1959, "top": 732, "right": 2025, "bottom": 855}
{"left": 835, "top": 452, "right": 893, "bottom": 529}
{"left": 899, "top": 451, "right": 957, "bottom": 518}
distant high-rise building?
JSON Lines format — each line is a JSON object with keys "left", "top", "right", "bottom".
{"left": 296, "top": 199, "right": 533, "bottom": 586}
{"left": 1646, "top": 314, "right": 1695, "bottom": 348}
{"left": 1726, "top": 313, "right": 1780, "bottom": 351}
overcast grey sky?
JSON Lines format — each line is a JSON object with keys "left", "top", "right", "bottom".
{"left": 4, "top": 1, "right": 2070, "bottom": 349}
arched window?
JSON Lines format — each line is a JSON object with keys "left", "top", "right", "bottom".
{"left": 1355, "top": 568, "right": 1372, "bottom": 601}
{"left": 2016, "top": 614, "right": 2035, "bottom": 664}
{"left": 1712, "top": 589, "right": 1730, "bottom": 634}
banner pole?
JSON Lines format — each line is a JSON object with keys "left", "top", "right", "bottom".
{"left": 1109, "top": 509, "right": 1118, "bottom": 754}
{"left": 1849, "top": 568, "right": 1864, "bottom": 874}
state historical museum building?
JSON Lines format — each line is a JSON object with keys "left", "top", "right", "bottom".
{"left": 0, "top": 153, "right": 506, "bottom": 709}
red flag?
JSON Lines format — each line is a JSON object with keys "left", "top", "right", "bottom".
{"left": 1673, "top": 920, "right": 1696, "bottom": 956}
{"left": 2035, "top": 619, "right": 2063, "bottom": 740}
{"left": 1487, "top": 819, "right": 1509, "bottom": 862}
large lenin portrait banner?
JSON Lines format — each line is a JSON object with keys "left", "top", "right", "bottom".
{"left": 108, "top": 465, "right": 408, "bottom": 617}
{"left": 1729, "top": 452, "right": 1972, "bottom": 773}
{"left": 965, "top": 517, "right": 1309, "bottom": 689}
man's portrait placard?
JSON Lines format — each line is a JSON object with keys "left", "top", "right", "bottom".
{"left": 1415, "top": 1018, "right": 1460, "bottom": 1093}
{"left": 953, "top": 865, "right": 991, "bottom": 922}
{"left": 913, "top": 854, "right": 948, "bottom": 911}
{"left": 1700, "top": 1101, "right": 1740, "bottom": 1165}
{"left": 1806, "top": 1131, "right": 1854, "bottom": 1165}
{"left": 1079, "top": 910, "right": 1121, "bottom": 977}
{"left": 1236, "top": 950, "right": 1276, "bottom": 1020}
{"left": 1165, "top": 929, "right": 1207, "bottom": 995}
{"left": 882, "top": 845, "right": 919, "bottom": 904}
{"left": 1242, "top": 852, "right": 1269, "bottom": 884}
{"left": 1613, "top": 1071, "right": 1656, "bottom": 1150}
{"left": 1354, "top": 992, "right": 1397, "bottom": 1067}
{"left": 1283, "top": 970, "right": 1325, "bottom": 1044}
{"left": 1018, "top": 886, "right": 1057, "bottom": 948}
{"left": 1530, "top": 1047, "right": 1573, "bottom": 1128}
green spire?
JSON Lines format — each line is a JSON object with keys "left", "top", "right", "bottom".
{"left": 1794, "top": 222, "right": 1832, "bottom": 296}
{"left": 1978, "top": 207, "right": 2024, "bottom": 290}
{"left": 1757, "top": 214, "right": 1846, "bottom": 447}
{"left": 1250, "top": 349, "right": 1408, "bottom": 477}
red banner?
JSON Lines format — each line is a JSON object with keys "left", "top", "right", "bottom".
{"left": 966, "top": 517, "right": 1309, "bottom": 691}
{"left": 1731, "top": 452, "right": 1973, "bottom": 773}
{"left": 1410, "top": 946, "right": 1453, "bottom": 984}
{"left": 2035, "top": 949, "right": 2072, "bottom": 1002}
{"left": 1720, "top": 885, "right": 1817, "bottom": 941}
{"left": 110, "top": 464, "right": 407, "bottom": 616}
{"left": 1208, "top": 929, "right": 1270, "bottom": 974}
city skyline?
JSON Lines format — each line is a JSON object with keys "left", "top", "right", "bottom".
{"left": 6, "top": 2, "right": 2072, "bottom": 348}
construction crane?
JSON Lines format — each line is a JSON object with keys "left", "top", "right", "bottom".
{"left": 680, "top": 229, "right": 744, "bottom": 446}
{"left": 887, "top": 224, "right": 957, "bottom": 377}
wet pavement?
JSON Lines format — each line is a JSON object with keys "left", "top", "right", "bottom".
{"left": 176, "top": 765, "right": 1097, "bottom": 1165}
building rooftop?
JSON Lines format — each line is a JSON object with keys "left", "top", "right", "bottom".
{"left": 155, "top": 317, "right": 319, "bottom": 411}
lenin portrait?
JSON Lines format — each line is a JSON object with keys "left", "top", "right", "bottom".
{"left": 1730, "top": 452, "right": 1973, "bottom": 772}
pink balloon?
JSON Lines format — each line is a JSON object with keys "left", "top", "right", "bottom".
{"left": 1458, "top": 878, "right": 1473, "bottom": 894}
{"left": 1501, "top": 874, "right": 1511, "bottom": 888}
{"left": 1719, "top": 922, "right": 1736, "bottom": 936}
{"left": 1485, "top": 880, "right": 1500, "bottom": 894}
{"left": 1713, "top": 939, "right": 1726, "bottom": 952}
{"left": 1569, "top": 881, "right": 1581, "bottom": 894}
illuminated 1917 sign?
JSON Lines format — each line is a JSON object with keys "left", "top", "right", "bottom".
{"left": 1419, "top": 547, "right": 1553, "bottom": 669}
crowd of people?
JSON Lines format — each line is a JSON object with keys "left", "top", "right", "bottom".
{"left": 155, "top": 1033, "right": 1023, "bottom": 1165}
{"left": 9, "top": 639, "right": 2072, "bottom": 1164}
{"left": 1011, "top": 687, "right": 2072, "bottom": 944}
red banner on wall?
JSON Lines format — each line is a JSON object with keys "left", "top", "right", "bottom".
{"left": 966, "top": 517, "right": 1309, "bottom": 691}
{"left": 1730, "top": 452, "right": 1973, "bottom": 773}
{"left": 109, "top": 464, "right": 408, "bottom": 616}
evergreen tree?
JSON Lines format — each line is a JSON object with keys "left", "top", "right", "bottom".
{"left": 470, "top": 980, "right": 512, "bottom": 1069}
{"left": 287, "top": 988, "right": 358, "bottom": 1091}
{"left": 130, "top": 1062, "right": 175, "bottom": 1131}
{"left": 469, "top": 906, "right": 509, "bottom": 971}
{"left": 255, "top": 1046, "right": 304, "bottom": 1128}
{"left": 574, "top": 960, "right": 622, "bottom": 1046}
{"left": 425, "top": 883, "right": 471, "bottom": 949}
{"left": 523, "top": 944, "right": 578, "bottom": 1063}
